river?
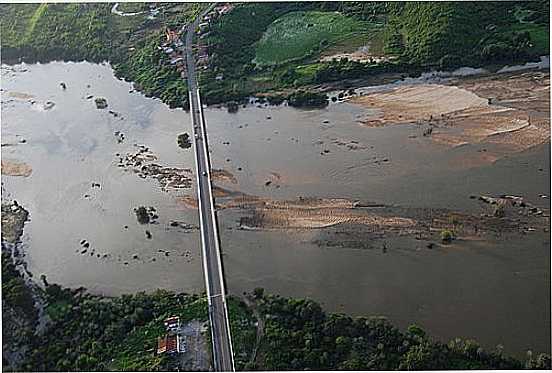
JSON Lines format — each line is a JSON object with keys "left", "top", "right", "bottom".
{"left": 1, "top": 61, "right": 549, "bottom": 356}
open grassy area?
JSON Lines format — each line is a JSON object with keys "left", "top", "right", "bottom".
{"left": 115, "top": 2, "right": 149, "bottom": 14}
{"left": 254, "top": 11, "right": 374, "bottom": 66}
{"left": 507, "top": 23, "right": 550, "bottom": 55}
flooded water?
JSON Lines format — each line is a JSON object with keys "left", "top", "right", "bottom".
{"left": 1, "top": 62, "right": 549, "bottom": 356}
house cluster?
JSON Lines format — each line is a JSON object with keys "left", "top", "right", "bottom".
{"left": 157, "top": 316, "right": 185, "bottom": 355}
{"left": 195, "top": 3, "right": 235, "bottom": 78}
{"left": 158, "top": 28, "right": 187, "bottom": 78}
{"left": 156, "top": 3, "right": 235, "bottom": 80}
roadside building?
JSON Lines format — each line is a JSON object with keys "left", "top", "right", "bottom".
{"left": 197, "top": 56, "right": 208, "bottom": 66}
{"left": 165, "top": 28, "right": 179, "bottom": 43}
{"left": 157, "top": 334, "right": 179, "bottom": 355}
{"left": 215, "top": 4, "right": 233, "bottom": 15}
{"left": 157, "top": 316, "right": 184, "bottom": 355}
{"left": 164, "top": 316, "right": 181, "bottom": 331}
{"left": 170, "top": 57, "right": 184, "bottom": 65}
{"left": 198, "top": 22, "right": 209, "bottom": 32}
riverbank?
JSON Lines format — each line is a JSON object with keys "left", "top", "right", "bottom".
{"left": 1, "top": 199, "right": 258, "bottom": 371}
{"left": 196, "top": 1, "right": 549, "bottom": 107}
{"left": 1, "top": 205, "right": 548, "bottom": 371}
{"left": 1, "top": 2, "right": 548, "bottom": 110}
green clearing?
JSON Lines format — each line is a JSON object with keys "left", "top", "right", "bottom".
{"left": 506, "top": 23, "right": 550, "bottom": 55}
{"left": 254, "top": 11, "right": 375, "bottom": 66}
{"left": 320, "top": 28, "right": 386, "bottom": 58}
{"left": 116, "top": 2, "right": 148, "bottom": 14}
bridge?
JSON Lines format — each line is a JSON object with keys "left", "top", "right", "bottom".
{"left": 180, "top": 6, "right": 235, "bottom": 372}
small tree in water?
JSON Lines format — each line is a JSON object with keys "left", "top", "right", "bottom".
{"left": 135, "top": 206, "right": 149, "bottom": 224}
{"left": 177, "top": 133, "right": 191, "bottom": 149}
{"left": 440, "top": 229, "right": 454, "bottom": 243}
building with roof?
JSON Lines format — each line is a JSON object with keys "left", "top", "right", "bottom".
{"left": 164, "top": 316, "right": 181, "bottom": 331}
{"left": 157, "top": 334, "right": 179, "bottom": 355}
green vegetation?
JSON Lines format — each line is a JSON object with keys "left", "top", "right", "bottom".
{"left": 0, "top": 260, "right": 256, "bottom": 372}
{"left": 23, "top": 285, "right": 209, "bottom": 371}
{"left": 134, "top": 206, "right": 150, "bottom": 224}
{"left": 110, "top": 295, "right": 209, "bottom": 371}
{"left": 287, "top": 90, "right": 329, "bottom": 108}
{"left": 2, "top": 252, "right": 37, "bottom": 322}
{"left": 0, "top": 2, "right": 203, "bottom": 109}
{"left": 2, "top": 252, "right": 37, "bottom": 372}
{"left": 115, "top": 2, "right": 149, "bottom": 15}
{"left": 1, "top": 3, "right": 128, "bottom": 63}
{"left": 201, "top": 1, "right": 548, "bottom": 105}
{"left": 254, "top": 11, "right": 374, "bottom": 66}
{"left": 252, "top": 292, "right": 551, "bottom": 370}
{"left": 177, "top": 133, "right": 191, "bottom": 149}
{"left": 2, "top": 248, "right": 550, "bottom": 371}
{"left": 1, "top": 2, "right": 548, "bottom": 109}
{"left": 228, "top": 298, "right": 258, "bottom": 370}
{"left": 114, "top": 34, "right": 191, "bottom": 109}
{"left": 384, "top": 1, "right": 549, "bottom": 67}
{"left": 440, "top": 229, "right": 454, "bottom": 243}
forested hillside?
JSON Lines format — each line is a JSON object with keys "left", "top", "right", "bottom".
{"left": 384, "top": 1, "right": 549, "bottom": 67}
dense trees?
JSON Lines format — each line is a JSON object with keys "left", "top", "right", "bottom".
{"left": 253, "top": 293, "right": 551, "bottom": 371}
{"left": 287, "top": 90, "right": 329, "bottom": 108}
{"left": 21, "top": 287, "right": 208, "bottom": 371}
{"left": 383, "top": 1, "right": 548, "bottom": 67}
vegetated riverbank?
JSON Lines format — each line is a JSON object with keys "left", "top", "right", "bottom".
{"left": 0, "top": 201, "right": 257, "bottom": 371}
{"left": 2, "top": 203, "right": 549, "bottom": 371}
{"left": 1, "top": 2, "right": 548, "bottom": 110}
{"left": 198, "top": 1, "right": 549, "bottom": 106}
{"left": 0, "top": 2, "right": 204, "bottom": 109}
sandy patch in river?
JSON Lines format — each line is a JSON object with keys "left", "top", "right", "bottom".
{"left": 211, "top": 169, "right": 237, "bottom": 184}
{"left": 1, "top": 159, "right": 32, "bottom": 177}
{"left": 177, "top": 185, "right": 548, "bottom": 241}
{"left": 8, "top": 91, "right": 34, "bottom": 100}
{"left": 240, "top": 198, "right": 418, "bottom": 230}
{"left": 351, "top": 71, "right": 550, "bottom": 153}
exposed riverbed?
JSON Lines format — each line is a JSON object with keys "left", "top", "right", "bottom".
{"left": 1, "top": 61, "right": 549, "bottom": 356}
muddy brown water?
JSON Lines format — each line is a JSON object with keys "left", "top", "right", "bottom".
{"left": 1, "top": 62, "right": 549, "bottom": 356}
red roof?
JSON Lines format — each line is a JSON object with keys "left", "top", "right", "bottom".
{"left": 157, "top": 335, "right": 178, "bottom": 354}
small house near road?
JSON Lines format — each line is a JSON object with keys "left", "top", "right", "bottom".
{"left": 157, "top": 334, "right": 179, "bottom": 355}
{"left": 164, "top": 316, "right": 181, "bottom": 331}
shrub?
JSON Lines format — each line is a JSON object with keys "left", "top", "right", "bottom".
{"left": 177, "top": 133, "right": 191, "bottom": 149}
{"left": 287, "top": 90, "right": 328, "bottom": 108}
{"left": 134, "top": 206, "right": 149, "bottom": 224}
{"left": 227, "top": 101, "right": 239, "bottom": 113}
{"left": 440, "top": 229, "right": 454, "bottom": 243}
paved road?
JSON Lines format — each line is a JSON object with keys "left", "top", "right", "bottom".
{"left": 181, "top": 7, "right": 235, "bottom": 372}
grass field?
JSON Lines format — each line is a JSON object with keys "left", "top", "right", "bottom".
{"left": 254, "top": 11, "right": 374, "bottom": 66}
{"left": 509, "top": 23, "right": 550, "bottom": 55}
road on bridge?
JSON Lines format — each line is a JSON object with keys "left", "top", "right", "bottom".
{"left": 180, "top": 6, "right": 235, "bottom": 372}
